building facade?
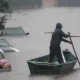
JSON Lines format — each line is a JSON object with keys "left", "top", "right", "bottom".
{"left": 8, "top": 0, "right": 80, "bottom": 9}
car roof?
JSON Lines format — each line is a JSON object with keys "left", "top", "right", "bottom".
{"left": 0, "top": 27, "right": 26, "bottom": 36}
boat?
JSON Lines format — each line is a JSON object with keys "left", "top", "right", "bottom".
{"left": 27, "top": 49, "right": 77, "bottom": 74}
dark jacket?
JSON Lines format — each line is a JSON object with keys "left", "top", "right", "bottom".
{"left": 50, "top": 29, "right": 69, "bottom": 47}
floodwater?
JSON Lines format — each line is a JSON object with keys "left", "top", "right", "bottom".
{"left": 0, "top": 7, "right": 80, "bottom": 80}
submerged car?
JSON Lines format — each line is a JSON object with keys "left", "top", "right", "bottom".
{"left": 0, "top": 39, "right": 20, "bottom": 52}
{"left": 0, "top": 50, "right": 11, "bottom": 71}
{"left": 0, "top": 26, "right": 29, "bottom": 36}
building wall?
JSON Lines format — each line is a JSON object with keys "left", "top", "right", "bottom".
{"left": 57, "top": 0, "right": 80, "bottom": 7}
{"left": 70, "top": 0, "right": 80, "bottom": 7}
{"left": 8, "top": 0, "right": 80, "bottom": 9}
{"left": 42, "top": 0, "right": 56, "bottom": 7}
{"left": 57, "top": 0, "right": 69, "bottom": 7}
{"left": 9, "top": 0, "right": 56, "bottom": 8}
{"left": 9, "top": 0, "right": 27, "bottom": 7}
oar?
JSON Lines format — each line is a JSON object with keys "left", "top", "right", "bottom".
{"left": 71, "top": 36, "right": 80, "bottom": 37}
{"left": 61, "top": 51, "right": 66, "bottom": 63}
{"left": 44, "top": 32, "right": 80, "bottom": 38}
{"left": 44, "top": 32, "right": 52, "bottom": 34}
{"left": 69, "top": 34, "right": 80, "bottom": 66}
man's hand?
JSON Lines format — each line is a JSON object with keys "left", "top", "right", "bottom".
{"left": 67, "top": 32, "right": 71, "bottom": 36}
{"left": 68, "top": 41, "right": 72, "bottom": 44}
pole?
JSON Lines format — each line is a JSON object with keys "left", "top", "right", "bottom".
{"left": 69, "top": 34, "right": 80, "bottom": 66}
{"left": 71, "top": 36, "right": 80, "bottom": 37}
{"left": 44, "top": 32, "right": 80, "bottom": 38}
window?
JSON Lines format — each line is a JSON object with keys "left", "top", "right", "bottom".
{"left": 0, "top": 39, "right": 10, "bottom": 47}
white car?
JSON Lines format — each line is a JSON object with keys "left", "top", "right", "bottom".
{"left": 0, "top": 39, "right": 20, "bottom": 52}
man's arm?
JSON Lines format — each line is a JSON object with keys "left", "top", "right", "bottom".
{"left": 60, "top": 30, "right": 69, "bottom": 38}
{"left": 62, "top": 38, "right": 71, "bottom": 44}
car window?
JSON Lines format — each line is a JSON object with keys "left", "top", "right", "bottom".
{"left": 0, "top": 53, "right": 4, "bottom": 58}
{"left": 0, "top": 39, "right": 10, "bottom": 47}
{"left": 1, "top": 27, "right": 25, "bottom": 36}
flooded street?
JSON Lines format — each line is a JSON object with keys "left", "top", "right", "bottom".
{"left": 0, "top": 7, "right": 80, "bottom": 80}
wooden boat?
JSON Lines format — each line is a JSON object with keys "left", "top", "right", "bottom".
{"left": 27, "top": 49, "right": 77, "bottom": 74}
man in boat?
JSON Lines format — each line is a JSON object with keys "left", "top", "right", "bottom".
{"left": 49, "top": 23, "right": 72, "bottom": 63}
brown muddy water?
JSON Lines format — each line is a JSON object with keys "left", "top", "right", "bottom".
{"left": 0, "top": 7, "right": 80, "bottom": 80}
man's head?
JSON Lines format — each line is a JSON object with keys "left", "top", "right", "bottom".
{"left": 56, "top": 23, "right": 63, "bottom": 29}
